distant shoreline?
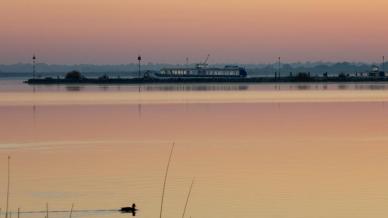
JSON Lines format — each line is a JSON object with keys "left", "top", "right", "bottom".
{"left": 25, "top": 76, "right": 388, "bottom": 85}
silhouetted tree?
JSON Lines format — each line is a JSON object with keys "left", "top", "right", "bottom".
{"left": 295, "top": 72, "right": 311, "bottom": 81}
{"left": 65, "top": 70, "right": 82, "bottom": 80}
{"left": 338, "top": 72, "right": 348, "bottom": 79}
{"left": 98, "top": 74, "right": 109, "bottom": 80}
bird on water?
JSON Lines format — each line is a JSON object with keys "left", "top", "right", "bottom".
{"left": 120, "top": 203, "right": 137, "bottom": 216}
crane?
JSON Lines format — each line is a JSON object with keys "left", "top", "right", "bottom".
{"left": 203, "top": 54, "right": 210, "bottom": 65}
{"left": 195, "top": 54, "right": 211, "bottom": 69}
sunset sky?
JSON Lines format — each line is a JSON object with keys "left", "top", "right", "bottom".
{"left": 1, "top": 0, "right": 387, "bottom": 64}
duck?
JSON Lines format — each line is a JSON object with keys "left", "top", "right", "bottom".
{"left": 120, "top": 203, "right": 137, "bottom": 213}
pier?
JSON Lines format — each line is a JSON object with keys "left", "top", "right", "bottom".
{"left": 25, "top": 74, "right": 388, "bottom": 85}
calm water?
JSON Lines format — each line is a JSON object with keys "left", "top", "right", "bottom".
{"left": 1, "top": 80, "right": 388, "bottom": 218}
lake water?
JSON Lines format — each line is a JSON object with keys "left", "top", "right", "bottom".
{"left": 1, "top": 80, "right": 388, "bottom": 218}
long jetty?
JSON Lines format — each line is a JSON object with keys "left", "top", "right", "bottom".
{"left": 25, "top": 76, "right": 388, "bottom": 85}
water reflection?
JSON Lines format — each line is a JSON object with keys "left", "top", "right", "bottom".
{"left": 32, "top": 105, "right": 36, "bottom": 127}
{"left": 138, "top": 104, "right": 142, "bottom": 118}
{"left": 65, "top": 86, "right": 84, "bottom": 92}
{"left": 354, "top": 84, "right": 388, "bottom": 90}
{"left": 338, "top": 84, "right": 348, "bottom": 90}
{"left": 1, "top": 101, "right": 388, "bottom": 218}
{"left": 295, "top": 84, "right": 310, "bottom": 90}
{"left": 142, "top": 84, "right": 249, "bottom": 92}
{"left": 99, "top": 85, "right": 109, "bottom": 91}
{"left": 2, "top": 79, "right": 388, "bottom": 93}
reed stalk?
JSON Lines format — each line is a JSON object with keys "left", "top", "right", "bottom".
{"left": 69, "top": 204, "right": 74, "bottom": 218}
{"left": 181, "top": 178, "right": 195, "bottom": 218}
{"left": 5, "top": 156, "right": 11, "bottom": 218}
{"left": 159, "top": 143, "right": 175, "bottom": 218}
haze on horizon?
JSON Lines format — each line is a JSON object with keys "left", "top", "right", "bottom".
{"left": 1, "top": 0, "right": 387, "bottom": 65}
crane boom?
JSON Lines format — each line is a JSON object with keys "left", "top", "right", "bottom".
{"left": 203, "top": 54, "right": 210, "bottom": 65}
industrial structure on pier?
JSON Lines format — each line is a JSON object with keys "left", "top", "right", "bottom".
{"left": 150, "top": 55, "right": 247, "bottom": 79}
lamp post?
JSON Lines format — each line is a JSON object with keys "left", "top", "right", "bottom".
{"left": 278, "top": 56, "right": 281, "bottom": 79}
{"left": 32, "top": 54, "right": 36, "bottom": 79}
{"left": 137, "top": 55, "right": 142, "bottom": 78}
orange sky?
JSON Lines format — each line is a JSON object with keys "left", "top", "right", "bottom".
{"left": 1, "top": 0, "right": 387, "bottom": 64}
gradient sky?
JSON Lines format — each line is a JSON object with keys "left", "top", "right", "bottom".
{"left": 1, "top": 0, "right": 387, "bottom": 64}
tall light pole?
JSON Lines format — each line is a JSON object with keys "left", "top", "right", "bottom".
{"left": 137, "top": 55, "right": 142, "bottom": 78}
{"left": 278, "top": 56, "right": 281, "bottom": 79}
{"left": 32, "top": 54, "right": 36, "bottom": 79}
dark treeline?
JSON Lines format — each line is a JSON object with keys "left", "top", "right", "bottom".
{"left": 0, "top": 61, "right": 384, "bottom": 78}
{"left": 246, "top": 62, "right": 375, "bottom": 76}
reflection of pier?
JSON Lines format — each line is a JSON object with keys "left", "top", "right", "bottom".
{"left": 138, "top": 103, "right": 142, "bottom": 118}
{"left": 32, "top": 104, "right": 38, "bottom": 143}
{"left": 143, "top": 84, "right": 249, "bottom": 92}
{"left": 66, "top": 86, "right": 84, "bottom": 91}
{"left": 32, "top": 85, "right": 37, "bottom": 128}
{"left": 33, "top": 105, "right": 36, "bottom": 126}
